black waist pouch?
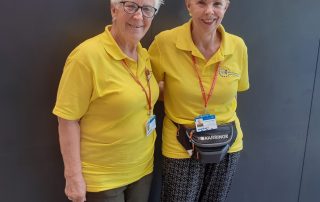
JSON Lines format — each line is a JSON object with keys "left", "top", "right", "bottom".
{"left": 174, "top": 121, "right": 237, "bottom": 164}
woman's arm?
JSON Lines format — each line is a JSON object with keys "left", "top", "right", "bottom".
{"left": 58, "top": 117, "right": 86, "bottom": 202}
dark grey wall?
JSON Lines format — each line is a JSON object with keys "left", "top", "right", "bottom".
{"left": 0, "top": 0, "right": 319, "bottom": 202}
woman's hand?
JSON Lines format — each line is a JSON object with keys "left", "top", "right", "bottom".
{"left": 158, "top": 81, "right": 165, "bottom": 101}
{"left": 65, "top": 174, "right": 86, "bottom": 202}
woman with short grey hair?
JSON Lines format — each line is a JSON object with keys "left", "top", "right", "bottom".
{"left": 53, "top": 0, "right": 163, "bottom": 201}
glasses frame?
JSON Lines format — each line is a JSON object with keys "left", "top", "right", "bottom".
{"left": 119, "top": 1, "right": 157, "bottom": 18}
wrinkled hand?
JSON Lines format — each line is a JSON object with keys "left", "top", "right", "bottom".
{"left": 158, "top": 81, "right": 165, "bottom": 101}
{"left": 65, "top": 174, "right": 86, "bottom": 202}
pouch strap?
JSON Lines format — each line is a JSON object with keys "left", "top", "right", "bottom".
{"left": 171, "top": 119, "right": 237, "bottom": 149}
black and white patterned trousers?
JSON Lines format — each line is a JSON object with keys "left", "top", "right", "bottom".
{"left": 161, "top": 152, "right": 240, "bottom": 202}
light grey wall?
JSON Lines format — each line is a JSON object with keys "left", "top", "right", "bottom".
{"left": 223, "top": 0, "right": 320, "bottom": 201}
{"left": 299, "top": 40, "right": 320, "bottom": 202}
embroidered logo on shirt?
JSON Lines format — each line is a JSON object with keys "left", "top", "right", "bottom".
{"left": 219, "top": 68, "right": 240, "bottom": 78}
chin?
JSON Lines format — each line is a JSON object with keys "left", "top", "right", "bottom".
{"left": 130, "top": 35, "right": 144, "bottom": 43}
{"left": 202, "top": 24, "right": 219, "bottom": 32}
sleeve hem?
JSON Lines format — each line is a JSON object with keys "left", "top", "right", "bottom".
{"left": 52, "top": 108, "right": 81, "bottom": 121}
{"left": 237, "top": 86, "right": 250, "bottom": 92}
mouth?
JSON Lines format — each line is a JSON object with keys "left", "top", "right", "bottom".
{"left": 128, "top": 23, "right": 144, "bottom": 29}
{"left": 201, "top": 18, "right": 217, "bottom": 25}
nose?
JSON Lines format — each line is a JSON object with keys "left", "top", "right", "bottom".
{"left": 204, "top": 5, "right": 215, "bottom": 15}
{"left": 132, "top": 8, "right": 143, "bottom": 19}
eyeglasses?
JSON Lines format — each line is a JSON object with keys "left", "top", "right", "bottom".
{"left": 120, "top": 1, "right": 157, "bottom": 18}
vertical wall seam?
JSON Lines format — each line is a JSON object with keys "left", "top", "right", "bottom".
{"left": 298, "top": 38, "right": 320, "bottom": 202}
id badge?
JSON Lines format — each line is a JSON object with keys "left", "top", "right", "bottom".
{"left": 195, "top": 114, "right": 217, "bottom": 132}
{"left": 146, "top": 115, "right": 156, "bottom": 136}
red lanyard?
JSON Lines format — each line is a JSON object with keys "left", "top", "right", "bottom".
{"left": 191, "top": 55, "right": 220, "bottom": 111}
{"left": 121, "top": 60, "right": 152, "bottom": 115}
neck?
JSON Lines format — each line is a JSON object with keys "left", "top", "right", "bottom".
{"left": 191, "top": 23, "right": 221, "bottom": 60}
{"left": 110, "top": 27, "right": 138, "bottom": 61}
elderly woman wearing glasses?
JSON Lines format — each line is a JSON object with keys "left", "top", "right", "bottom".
{"left": 149, "top": 0, "right": 249, "bottom": 201}
{"left": 53, "top": 0, "right": 163, "bottom": 201}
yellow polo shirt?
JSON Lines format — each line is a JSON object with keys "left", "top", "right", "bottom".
{"left": 149, "top": 20, "right": 249, "bottom": 159}
{"left": 53, "top": 25, "right": 159, "bottom": 191}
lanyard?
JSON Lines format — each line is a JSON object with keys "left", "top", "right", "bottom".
{"left": 191, "top": 55, "right": 220, "bottom": 112}
{"left": 121, "top": 60, "right": 152, "bottom": 115}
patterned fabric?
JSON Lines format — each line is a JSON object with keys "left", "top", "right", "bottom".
{"left": 161, "top": 152, "right": 240, "bottom": 202}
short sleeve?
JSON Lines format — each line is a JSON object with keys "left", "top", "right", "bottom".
{"left": 149, "top": 36, "right": 165, "bottom": 82}
{"left": 52, "top": 58, "right": 93, "bottom": 120}
{"left": 238, "top": 44, "right": 249, "bottom": 91}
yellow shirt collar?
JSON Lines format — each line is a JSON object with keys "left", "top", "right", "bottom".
{"left": 175, "top": 20, "right": 235, "bottom": 59}
{"left": 101, "top": 25, "right": 148, "bottom": 61}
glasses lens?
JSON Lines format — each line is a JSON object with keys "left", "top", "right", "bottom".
{"left": 121, "top": 1, "right": 156, "bottom": 18}
{"left": 142, "top": 6, "right": 156, "bottom": 18}
{"left": 123, "top": 2, "right": 138, "bottom": 13}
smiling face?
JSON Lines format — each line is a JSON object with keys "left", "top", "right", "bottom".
{"left": 186, "top": 0, "right": 229, "bottom": 33}
{"left": 111, "top": 0, "right": 155, "bottom": 45}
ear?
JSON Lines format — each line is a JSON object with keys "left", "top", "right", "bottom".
{"left": 224, "top": 1, "right": 230, "bottom": 12}
{"left": 111, "top": 4, "right": 117, "bottom": 19}
{"left": 185, "top": 0, "right": 191, "bottom": 12}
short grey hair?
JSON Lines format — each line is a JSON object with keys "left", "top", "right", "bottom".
{"left": 110, "top": 0, "right": 164, "bottom": 10}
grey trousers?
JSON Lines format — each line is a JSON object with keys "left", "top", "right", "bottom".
{"left": 86, "top": 173, "right": 153, "bottom": 202}
{"left": 161, "top": 152, "right": 241, "bottom": 202}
